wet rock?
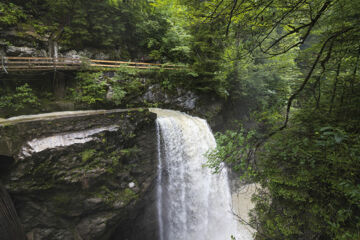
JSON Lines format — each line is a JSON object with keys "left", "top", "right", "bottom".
{"left": 174, "top": 90, "right": 198, "bottom": 110}
{"left": 143, "top": 84, "right": 164, "bottom": 103}
{"left": 143, "top": 84, "right": 199, "bottom": 111}
{"left": 6, "top": 46, "right": 47, "bottom": 57}
{"left": 62, "top": 50, "right": 81, "bottom": 59}
{"left": 93, "top": 52, "right": 110, "bottom": 60}
{"left": 106, "top": 86, "right": 114, "bottom": 101}
{"left": 0, "top": 109, "right": 158, "bottom": 240}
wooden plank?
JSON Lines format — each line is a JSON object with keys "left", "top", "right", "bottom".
{"left": 90, "top": 63, "right": 176, "bottom": 69}
{"left": 5, "top": 57, "right": 54, "bottom": 60}
{"left": 90, "top": 59, "right": 136, "bottom": 64}
{"left": 7, "top": 64, "right": 80, "bottom": 67}
{"left": 5, "top": 57, "right": 79, "bottom": 61}
{"left": 90, "top": 60, "right": 181, "bottom": 68}
{"left": 6, "top": 69, "right": 77, "bottom": 72}
{"left": 7, "top": 61, "right": 53, "bottom": 64}
{"left": 135, "top": 66, "right": 161, "bottom": 69}
{"left": 90, "top": 59, "right": 164, "bottom": 66}
{"left": 90, "top": 64, "right": 124, "bottom": 67}
{"left": 90, "top": 64, "right": 163, "bottom": 69}
{"left": 2, "top": 56, "right": 185, "bottom": 72}
{"left": 90, "top": 64, "right": 156, "bottom": 68}
{"left": 6, "top": 66, "right": 79, "bottom": 70}
{"left": 7, "top": 65, "right": 79, "bottom": 69}
{"left": 6, "top": 61, "right": 81, "bottom": 65}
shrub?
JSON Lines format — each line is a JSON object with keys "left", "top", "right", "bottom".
{"left": 0, "top": 83, "right": 40, "bottom": 114}
{"left": 71, "top": 72, "right": 107, "bottom": 105}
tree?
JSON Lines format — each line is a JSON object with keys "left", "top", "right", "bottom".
{"left": 188, "top": 0, "right": 360, "bottom": 239}
{"left": 3, "top": 0, "right": 176, "bottom": 60}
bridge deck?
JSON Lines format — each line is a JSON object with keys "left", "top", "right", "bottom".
{"left": 1, "top": 56, "right": 183, "bottom": 72}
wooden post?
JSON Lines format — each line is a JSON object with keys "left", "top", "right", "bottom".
{"left": 0, "top": 182, "right": 26, "bottom": 240}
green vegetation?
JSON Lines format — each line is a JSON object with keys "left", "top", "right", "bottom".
{"left": 81, "top": 149, "right": 96, "bottom": 162}
{"left": 71, "top": 72, "right": 107, "bottom": 105}
{"left": 96, "top": 186, "right": 138, "bottom": 206}
{"left": 1, "top": 0, "right": 359, "bottom": 239}
{"left": 197, "top": 0, "right": 360, "bottom": 239}
{"left": 0, "top": 83, "right": 40, "bottom": 116}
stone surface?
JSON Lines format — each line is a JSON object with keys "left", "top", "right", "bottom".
{"left": 142, "top": 84, "right": 199, "bottom": 111}
{"left": 0, "top": 109, "right": 158, "bottom": 240}
{"left": 61, "top": 49, "right": 110, "bottom": 60}
{"left": 6, "top": 46, "right": 47, "bottom": 57}
{"left": 62, "top": 50, "right": 81, "bottom": 59}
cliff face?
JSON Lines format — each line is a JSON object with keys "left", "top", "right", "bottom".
{"left": 0, "top": 109, "right": 158, "bottom": 240}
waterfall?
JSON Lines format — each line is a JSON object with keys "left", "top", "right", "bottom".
{"left": 151, "top": 109, "right": 253, "bottom": 240}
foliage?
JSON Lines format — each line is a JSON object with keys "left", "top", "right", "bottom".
{"left": 187, "top": 0, "right": 360, "bottom": 239}
{"left": 1, "top": 1, "right": 358, "bottom": 238}
{"left": 206, "top": 125, "right": 256, "bottom": 179}
{"left": 109, "top": 68, "right": 144, "bottom": 104}
{"left": 111, "top": 85, "right": 127, "bottom": 106}
{"left": 0, "top": 83, "right": 40, "bottom": 114}
{"left": 4, "top": 0, "right": 174, "bottom": 60}
{"left": 252, "top": 114, "right": 360, "bottom": 239}
{"left": 149, "top": 0, "right": 193, "bottom": 63}
{"left": 0, "top": 2, "right": 26, "bottom": 27}
{"left": 81, "top": 149, "right": 96, "bottom": 163}
{"left": 71, "top": 72, "right": 107, "bottom": 105}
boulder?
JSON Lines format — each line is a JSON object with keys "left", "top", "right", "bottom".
{"left": 143, "top": 84, "right": 199, "bottom": 111}
{"left": 0, "top": 109, "right": 158, "bottom": 240}
{"left": 6, "top": 46, "right": 47, "bottom": 57}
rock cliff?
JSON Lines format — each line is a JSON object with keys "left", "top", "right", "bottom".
{"left": 0, "top": 109, "right": 158, "bottom": 240}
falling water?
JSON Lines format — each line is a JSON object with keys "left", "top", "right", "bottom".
{"left": 151, "top": 109, "right": 253, "bottom": 240}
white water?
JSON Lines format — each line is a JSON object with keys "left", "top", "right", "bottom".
{"left": 151, "top": 109, "right": 253, "bottom": 240}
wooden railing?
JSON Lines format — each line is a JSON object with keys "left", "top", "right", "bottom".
{"left": 0, "top": 56, "right": 184, "bottom": 72}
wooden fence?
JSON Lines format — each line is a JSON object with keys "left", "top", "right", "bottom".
{"left": 0, "top": 56, "right": 183, "bottom": 72}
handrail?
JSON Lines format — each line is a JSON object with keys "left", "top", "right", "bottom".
{"left": 1, "top": 56, "right": 184, "bottom": 72}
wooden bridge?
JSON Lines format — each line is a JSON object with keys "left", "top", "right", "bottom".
{"left": 0, "top": 56, "right": 183, "bottom": 73}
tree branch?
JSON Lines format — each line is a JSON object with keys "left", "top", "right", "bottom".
{"left": 204, "top": 0, "right": 225, "bottom": 22}
{"left": 329, "top": 60, "right": 342, "bottom": 114}
{"left": 313, "top": 38, "right": 335, "bottom": 108}
{"left": 259, "top": 0, "right": 306, "bottom": 48}
{"left": 261, "top": 0, "right": 332, "bottom": 55}
{"left": 350, "top": 46, "right": 360, "bottom": 94}
{"left": 279, "top": 29, "right": 351, "bottom": 131}
{"left": 225, "top": 0, "right": 238, "bottom": 36}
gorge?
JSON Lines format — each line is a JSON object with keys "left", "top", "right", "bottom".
{"left": 1, "top": 0, "right": 359, "bottom": 238}
{"left": 0, "top": 108, "right": 254, "bottom": 240}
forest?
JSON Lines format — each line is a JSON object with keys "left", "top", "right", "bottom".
{"left": 0, "top": 0, "right": 359, "bottom": 239}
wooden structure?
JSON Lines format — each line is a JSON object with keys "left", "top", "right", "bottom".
{"left": 0, "top": 182, "right": 26, "bottom": 240}
{"left": 1, "top": 56, "right": 183, "bottom": 73}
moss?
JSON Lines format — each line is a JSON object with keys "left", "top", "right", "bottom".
{"left": 52, "top": 193, "right": 74, "bottom": 215}
{"left": 120, "top": 188, "right": 138, "bottom": 203}
{"left": 9, "top": 181, "right": 54, "bottom": 191}
{"left": 81, "top": 149, "right": 96, "bottom": 162}
{"left": 95, "top": 186, "right": 117, "bottom": 205}
{"left": 53, "top": 193, "right": 72, "bottom": 206}
{"left": 120, "top": 146, "right": 140, "bottom": 157}
{"left": 94, "top": 186, "right": 138, "bottom": 206}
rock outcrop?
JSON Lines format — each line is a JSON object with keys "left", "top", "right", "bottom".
{"left": 0, "top": 109, "right": 158, "bottom": 240}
